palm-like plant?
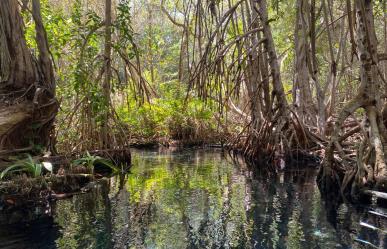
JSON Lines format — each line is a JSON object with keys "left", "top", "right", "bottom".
{"left": 0, "top": 155, "right": 43, "bottom": 179}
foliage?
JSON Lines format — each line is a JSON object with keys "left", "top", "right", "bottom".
{"left": 19, "top": 0, "right": 381, "bottom": 151}
{"left": 16, "top": 0, "right": 227, "bottom": 150}
{"left": 0, "top": 155, "right": 43, "bottom": 180}
{"left": 72, "top": 152, "right": 120, "bottom": 173}
{"left": 115, "top": 0, "right": 135, "bottom": 52}
{"left": 117, "top": 80, "right": 220, "bottom": 142}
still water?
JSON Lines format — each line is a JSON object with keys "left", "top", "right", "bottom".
{"left": 0, "top": 148, "right": 386, "bottom": 249}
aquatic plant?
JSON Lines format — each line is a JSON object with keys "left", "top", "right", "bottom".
{"left": 0, "top": 155, "right": 43, "bottom": 180}
{"left": 72, "top": 151, "right": 120, "bottom": 174}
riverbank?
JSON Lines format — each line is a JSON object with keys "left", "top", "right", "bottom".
{"left": 0, "top": 149, "right": 131, "bottom": 225}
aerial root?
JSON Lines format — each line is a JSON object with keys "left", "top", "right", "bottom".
{"left": 241, "top": 109, "right": 318, "bottom": 167}
{"left": 319, "top": 98, "right": 387, "bottom": 200}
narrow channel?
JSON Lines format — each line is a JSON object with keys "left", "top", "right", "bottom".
{"left": 0, "top": 148, "right": 386, "bottom": 249}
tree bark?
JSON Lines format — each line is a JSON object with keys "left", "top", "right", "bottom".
{"left": 294, "top": 0, "right": 314, "bottom": 124}
{"left": 321, "top": 0, "right": 387, "bottom": 193}
{"left": 32, "top": 0, "right": 55, "bottom": 93}
{"left": 0, "top": 0, "right": 58, "bottom": 153}
{"left": 102, "top": 0, "right": 112, "bottom": 149}
{"left": 0, "top": 0, "right": 36, "bottom": 90}
{"left": 256, "top": 0, "right": 287, "bottom": 114}
{"left": 355, "top": 0, "right": 387, "bottom": 180}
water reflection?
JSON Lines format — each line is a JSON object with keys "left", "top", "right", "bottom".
{"left": 0, "top": 148, "right": 386, "bottom": 248}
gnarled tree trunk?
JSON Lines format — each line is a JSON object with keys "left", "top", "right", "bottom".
{"left": 320, "top": 0, "right": 387, "bottom": 197}
{"left": 0, "top": 0, "right": 58, "bottom": 153}
{"left": 242, "top": 0, "right": 314, "bottom": 165}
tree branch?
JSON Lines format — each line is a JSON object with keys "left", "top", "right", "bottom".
{"left": 160, "top": 4, "right": 185, "bottom": 28}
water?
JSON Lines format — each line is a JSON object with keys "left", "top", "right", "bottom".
{"left": 0, "top": 148, "right": 386, "bottom": 249}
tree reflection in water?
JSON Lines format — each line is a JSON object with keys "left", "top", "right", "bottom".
{"left": 0, "top": 148, "right": 386, "bottom": 249}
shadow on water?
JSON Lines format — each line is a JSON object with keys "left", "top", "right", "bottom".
{"left": 0, "top": 148, "right": 386, "bottom": 248}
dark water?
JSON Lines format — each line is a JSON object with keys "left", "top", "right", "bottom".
{"left": 0, "top": 148, "right": 386, "bottom": 249}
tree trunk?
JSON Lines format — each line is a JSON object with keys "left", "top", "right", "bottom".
{"left": 355, "top": 0, "right": 387, "bottom": 180}
{"left": 309, "top": 0, "right": 327, "bottom": 136}
{"left": 245, "top": 0, "right": 263, "bottom": 129}
{"left": 0, "top": 0, "right": 58, "bottom": 153}
{"left": 321, "top": 0, "right": 387, "bottom": 195}
{"left": 257, "top": 0, "right": 287, "bottom": 114}
{"left": 0, "top": 0, "right": 35, "bottom": 90}
{"left": 147, "top": 0, "right": 155, "bottom": 84}
{"left": 102, "top": 0, "right": 112, "bottom": 149}
{"left": 294, "top": 0, "right": 314, "bottom": 124}
{"left": 243, "top": 0, "right": 313, "bottom": 162}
